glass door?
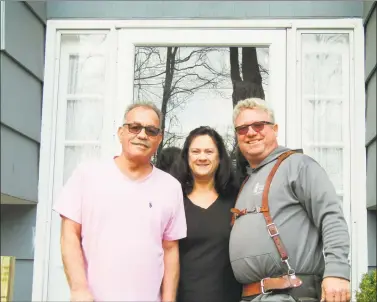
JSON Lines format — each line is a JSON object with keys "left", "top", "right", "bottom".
{"left": 44, "top": 28, "right": 287, "bottom": 301}
{"left": 115, "top": 29, "right": 287, "bottom": 158}
{"left": 46, "top": 33, "right": 113, "bottom": 301}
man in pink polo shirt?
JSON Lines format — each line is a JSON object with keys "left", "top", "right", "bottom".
{"left": 54, "top": 102, "right": 187, "bottom": 302}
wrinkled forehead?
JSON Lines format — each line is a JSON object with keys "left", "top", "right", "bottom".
{"left": 125, "top": 106, "right": 160, "bottom": 127}
{"left": 235, "top": 108, "right": 272, "bottom": 124}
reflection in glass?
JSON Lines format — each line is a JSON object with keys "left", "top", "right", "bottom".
{"left": 133, "top": 46, "right": 270, "bottom": 162}
{"left": 65, "top": 99, "right": 104, "bottom": 141}
{"left": 307, "top": 99, "right": 343, "bottom": 143}
{"left": 60, "top": 34, "right": 108, "bottom": 182}
{"left": 63, "top": 145, "right": 101, "bottom": 184}
{"left": 67, "top": 54, "right": 106, "bottom": 95}
{"left": 48, "top": 34, "right": 109, "bottom": 302}
{"left": 310, "top": 147, "right": 343, "bottom": 192}
{"left": 301, "top": 33, "right": 349, "bottom": 194}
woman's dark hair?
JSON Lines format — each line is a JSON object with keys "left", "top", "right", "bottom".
{"left": 171, "top": 126, "right": 238, "bottom": 197}
{"left": 156, "top": 146, "right": 182, "bottom": 173}
{"left": 235, "top": 146, "right": 249, "bottom": 185}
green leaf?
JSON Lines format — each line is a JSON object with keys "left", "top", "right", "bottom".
{"left": 356, "top": 270, "right": 376, "bottom": 302}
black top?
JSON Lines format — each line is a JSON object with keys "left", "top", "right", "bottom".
{"left": 177, "top": 195, "right": 242, "bottom": 302}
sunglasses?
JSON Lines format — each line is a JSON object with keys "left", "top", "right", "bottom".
{"left": 235, "top": 121, "right": 274, "bottom": 135}
{"left": 123, "top": 123, "right": 161, "bottom": 137}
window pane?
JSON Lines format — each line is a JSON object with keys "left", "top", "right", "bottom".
{"left": 301, "top": 33, "right": 350, "bottom": 193}
{"left": 65, "top": 99, "right": 104, "bottom": 141}
{"left": 67, "top": 54, "right": 106, "bottom": 95}
{"left": 306, "top": 147, "right": 343, "bottom": 192}
{"left": 61, "top": 34, "right": 107, "bottom": 95}
{"left": 303, "top": 99, "right": 343, "bottom": 143}
{"left": 133, "top": 46, "right": 270, "bottom": 161}
{"left": 49, "top": 33, "right": 109, "bottom": 302}
{"left": 63, "top": 145, "right": 101, "bottom": 183}
{"left": 58, "top": 33, "right": 109, "bottom": 182}
{"left": 61, "top": 34, "right": 107, "bottom": 47}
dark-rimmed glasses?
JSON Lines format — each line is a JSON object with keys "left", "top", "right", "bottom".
{"left": 235, "top": 121, "right": 274, "bottom": 135}
{"left": 123, "top": 123, "right": 161, "bottom": 137}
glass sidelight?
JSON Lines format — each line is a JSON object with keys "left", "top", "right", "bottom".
{"left": 57, "top": 34, "right": 109, "bottom": 184}
{"left": 47, "top": 33, "right": 111, "bottom": 301}
{"left": 299, "top": 32, "right": 351, "bottom": 207}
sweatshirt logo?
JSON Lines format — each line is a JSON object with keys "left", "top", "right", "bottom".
{"left": 253, "top": 183, "right": 264, "bottom": 195}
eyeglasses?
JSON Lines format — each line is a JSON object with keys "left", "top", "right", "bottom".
{"left": 123, "top": 123, "right": 161, "bottom": 137}
{"left": 235, "top": 121, "right": 274, "bottom": 135}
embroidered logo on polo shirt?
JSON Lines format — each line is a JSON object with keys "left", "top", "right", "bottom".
{"left": 253, "top": 182, "right": 264, "bottom": 195}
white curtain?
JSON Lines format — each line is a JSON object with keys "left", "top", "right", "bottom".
{"left": 62, "top": 35, "right": 107, "bottom": 183}
{"left": 301, "top": 33, "right": 350, "bottom": 198}
{"left": 47, "top": 34, "right": 108, "bottom": 301}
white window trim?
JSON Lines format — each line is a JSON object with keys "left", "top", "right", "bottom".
{"left": 45, "top": 18, "right": 362, "bottom": 30}
{"left": 32, "top": 19, "right": 367, "bottom": 301}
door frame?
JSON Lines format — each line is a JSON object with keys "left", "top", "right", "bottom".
{"left": 32, "top": 19, "right": 366, "bottom": 301}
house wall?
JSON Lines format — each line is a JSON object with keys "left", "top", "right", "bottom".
{"left": 1, "top": 1, "right": 45, "bottom": 203}
{"left": 27, "top": 0, "right": 368, "bottom": 299}
{"left": 363, "top": 1, "right": 377, "bottom": 270}
{"left": 46, "top": 1, "right": 363, "bottom": 19}
{"left": 0, "top": 205, "right": 37, "bottom": 301}
{"left": 0, "top": 1, "right": 46, "bottom": 301}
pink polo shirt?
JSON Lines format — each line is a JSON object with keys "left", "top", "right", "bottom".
{"left": 53, "top": 158, "right": 187, "bottom": 301}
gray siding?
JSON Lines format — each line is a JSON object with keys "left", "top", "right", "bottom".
{"left": 367, "top": 211, "right": 376, "bottom": 270}
{"left": 364, "top": 2, "right": 376, "bottom": 209}
{"left": 0, "top": 1, "right": 45, "bottom": 203}
{"left": 0, "top": 53, "right": 42, "bottom": 143}
{"left": 2, "top": 1, "right": 45, "bottom": 80}
{"left": 363, "top": 1, "right": 377, "bottom": 270}
{"left": 0, "top": 2, "right": 46, "bottom": 302}
{"left": 365, "top": 1, "right": 377, "bottom": 211}
{"left": 47, "top": 1, "right": 363, "bottom": 19}
{"left": 0, "top": 205, "right": 37, "bottom": 302}
{"left": 24, "top": 1, "right": 47, "bottom": 24}
{"left": 0, "top": 125, "right": 40, "bottom": 203}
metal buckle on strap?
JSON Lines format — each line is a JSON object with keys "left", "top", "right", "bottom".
{"left": 266, "top": 223, "right": 279, "bottom": 237}
{"left": 282, "top": 258, "right": 296, "bottom": 276}
{"left": 250, "top": 206, "right": 261, "bottom": 214}
{"left": 261, "top": 277, "right": 272, "bottom": 294}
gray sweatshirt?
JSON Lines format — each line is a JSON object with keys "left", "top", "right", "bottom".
{"left": 229, "top": 146, "right": 350, "bottom": 284}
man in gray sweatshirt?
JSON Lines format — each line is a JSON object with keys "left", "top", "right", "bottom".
{"left": 229, "top": 98, "right": 351, "bottom": 302}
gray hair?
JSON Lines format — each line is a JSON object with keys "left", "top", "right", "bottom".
{"left": 233, "top": 98, "right": 275, "bottom": 125}
{"left": 123, "top": 101, "right": 163, "bottom": 127}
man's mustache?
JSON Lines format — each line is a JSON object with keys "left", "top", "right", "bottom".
{"left": 131, "top": 141, "right": 151, "bottom": 148}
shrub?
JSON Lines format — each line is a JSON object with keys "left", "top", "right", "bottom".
{"left": 356, "top": 269, "right": 376, "bottom": 302}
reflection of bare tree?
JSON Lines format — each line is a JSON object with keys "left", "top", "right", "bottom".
{"left": 314, "top": 33, "right": 348, "bottom": 45}
{"left": 229, "top": 47, "right": 266, "bottom": 182}
{"left": 133, "top": 46, "right": 267, "bottom": 175}
{"left": 223, "top": 125, "right": 237, "bottom": 158}
{"left": 230, "top": 47, "right": 265, "bottom": 105}
{"left": 134, "top": 47, "right": 228, "bottom": 159}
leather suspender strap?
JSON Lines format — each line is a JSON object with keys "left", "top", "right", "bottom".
{"left": 230, "top": 176, "right": 250, "bottom": 226}
{"left": 232, "top": 150, "right": 304, "bottom": 297}
{"left": 261, "top": 150, "right": 296, "bottom": 268}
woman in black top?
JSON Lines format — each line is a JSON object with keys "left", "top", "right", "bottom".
{"left": 171, "top": 126, "right": 241, "bottom": 302}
